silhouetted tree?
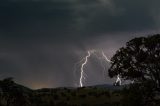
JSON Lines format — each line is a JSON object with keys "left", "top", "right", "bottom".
{"left": 108, "top": 34, "right": 160, "bottom": 91}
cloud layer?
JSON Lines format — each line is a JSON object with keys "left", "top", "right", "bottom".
{"left": 0, "top": 0, "right": 160, "bottom": 88}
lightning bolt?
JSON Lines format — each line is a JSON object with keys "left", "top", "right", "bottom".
{"left": 79, "top": 51, "right": 91, "bottom": 87}
{"left": 102, "top": 51, "right": 122, "bottom": 86}
{"left": 76, "top": 50, "right": 122, "bottom": 87}
{"left": 115, "top": 74, "right": 121, "bottom": 85}
{"left": 102, "top": 51, "right": 112, "bottom": 63}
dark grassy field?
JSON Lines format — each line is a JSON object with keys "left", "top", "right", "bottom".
{"left": 32, "top": 87, "right": 122, "bottom": 106}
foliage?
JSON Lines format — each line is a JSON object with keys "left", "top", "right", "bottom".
{"left": 108, "top": 34, "right": 160, "bottom": 90}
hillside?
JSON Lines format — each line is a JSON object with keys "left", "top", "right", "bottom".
{"left": 0, "top": 78, "right": 159, "bottom": 106}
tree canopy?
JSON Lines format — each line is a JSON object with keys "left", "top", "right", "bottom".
{"left": 108, "top": 34, "right": 160, "bottom": 89}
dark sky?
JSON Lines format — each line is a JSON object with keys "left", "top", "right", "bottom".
{"left": 0, "top": 0, "right": 160, "bottom": 89}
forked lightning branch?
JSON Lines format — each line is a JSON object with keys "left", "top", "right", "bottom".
{"left": 77, "top": 50, "right": 121, "bottom": 87}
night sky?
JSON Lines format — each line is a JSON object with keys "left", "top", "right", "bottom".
{"left": 0, "top": 0, "right": 160, "bottom": 89}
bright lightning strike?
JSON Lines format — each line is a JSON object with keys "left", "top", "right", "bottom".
{"left": 102, "top": 51, "right": 112, "bottom": 63}
{"left": 115, "top": 74, "right": 121, "bottom": 85}
{"left": 80, "top": 51, "right": 91, "bottom": 87}
{"left": 77, "top": 50, "right": 122, "bottom": 87}
{"left": 102, "top": 51, "right": 121, "bottom": 86}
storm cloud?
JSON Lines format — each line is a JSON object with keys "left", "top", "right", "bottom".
{"left": 0, "top": 0, "right": 160, "bottom": 88}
